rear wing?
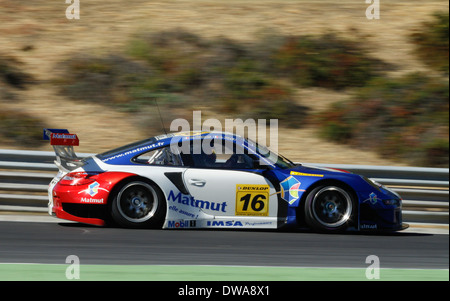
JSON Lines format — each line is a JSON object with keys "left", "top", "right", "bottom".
{"left": 43, "top": 128, "right": 84, "bottom": 172}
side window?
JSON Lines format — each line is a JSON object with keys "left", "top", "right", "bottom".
{"left": 176, "top": 139, "right": 255, "bottom": 169}
{"left": 134, "top": 146, "right": 182, "bottom": 166}
{"left": 220, "top": 142, "right": 254, "bottom": 169}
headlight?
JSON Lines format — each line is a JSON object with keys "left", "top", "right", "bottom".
{"left": 382, "top": 199, "right": 401, "bottom": 206}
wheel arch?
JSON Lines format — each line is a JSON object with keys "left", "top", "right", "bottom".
{"left": 107, "top": 175, "right": 162, "bottom": 203}
{"left": 106, "top": 174, "right": 167, "bottom": 228}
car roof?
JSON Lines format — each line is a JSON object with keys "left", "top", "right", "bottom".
{"left": 97, "top": 131, "right": 246, "bottom": 163}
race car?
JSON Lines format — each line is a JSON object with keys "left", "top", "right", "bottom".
{"left": 44, "top": 129, "right": 407, "bottom": 233}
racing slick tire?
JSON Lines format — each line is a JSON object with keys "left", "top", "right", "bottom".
{"left": 111, "top": 180, "right": 166, "bottom": 229}
{"left": 304, "top": 185, "right": 356, "bottom": 233}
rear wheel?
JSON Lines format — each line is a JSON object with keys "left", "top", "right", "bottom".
{"left": 304, "top": 185, "right": 355, "bottom": 233}
{"left": 111, "top": 181, "right": 166, "bottom": 228}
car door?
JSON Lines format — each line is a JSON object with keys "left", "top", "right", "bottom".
{"left": 183, "top": 168, "right": 277, "bottom": 217}
{"left": 180, "top": 138, "right": 279, "bottom": 227}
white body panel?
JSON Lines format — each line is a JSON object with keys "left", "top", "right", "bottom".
{"left": 92, "top": 157, "right": 281, "bottom": 229}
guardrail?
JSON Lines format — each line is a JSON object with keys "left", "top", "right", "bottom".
{"left": 0, "top": 149, "right": 448, "bottom": 224}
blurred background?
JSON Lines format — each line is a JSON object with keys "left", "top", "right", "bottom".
{"left": 0, "top": 0, "right": 448, "bottom": 167}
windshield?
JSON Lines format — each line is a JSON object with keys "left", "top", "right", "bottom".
{"left": 246, "top": 138, "right": 297, "bottom": 169}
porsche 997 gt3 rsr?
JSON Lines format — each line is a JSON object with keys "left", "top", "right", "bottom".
{"left": 44, "top": 129, "right": 407, "bottom": 233}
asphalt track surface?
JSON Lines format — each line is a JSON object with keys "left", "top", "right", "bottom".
{"left": 0, "top": 221, "right": 448, "bottom": 269}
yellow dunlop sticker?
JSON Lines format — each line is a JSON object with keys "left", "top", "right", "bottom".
{"left": 290, "top": 171, "right": 324, "bottom": 177}
{"left": 236, "top": 184, "right": 270, "bottom": 216}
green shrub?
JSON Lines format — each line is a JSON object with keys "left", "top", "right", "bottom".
{"left": 0, "top": 55, "right": 34, "bottom": 89}
{"left": 0, "top": 107, "right": 46, "bottom": 147}
{"left": 56, "top": 29, "right": 392, "bottom": 131}
{"left": 319, "top": 121, "right": 353, "bottom": 143}
{"left": 57, "top": 54, "right": 150, "bottom": 106}
{"left": 421, "top": 138, "right": 449, "bottom": 167}
{"left": 318, "top": 73, "right": 449, "bottom": 167}
{"left": 269, "top": 33, "right": 387, "bottom": 90}
{"left": 224, "top": 61, "right": 270, "bottom": 100}
{"left": 126, "top": 29, "right": 208, "bottom": 91}
{"left": 411, "top": 12, "right": 449, "bottom": 74}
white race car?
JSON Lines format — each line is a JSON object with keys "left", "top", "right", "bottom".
{"left": 45, "top": 129, "right": 406, "bottom": 233}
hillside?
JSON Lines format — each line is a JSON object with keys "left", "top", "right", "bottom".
{"left": 0, "top": 0, "right": 448, "bottom": 166}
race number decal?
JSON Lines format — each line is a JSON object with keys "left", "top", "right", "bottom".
{"left": 236, "top": 185, "right": 269, "bottom": 216}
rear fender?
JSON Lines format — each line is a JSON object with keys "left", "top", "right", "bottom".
{"left": 55, "top": 171, "right": 137, "bottom": 205}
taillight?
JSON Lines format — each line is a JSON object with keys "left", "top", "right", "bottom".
{"left": 59, "top": 172, "right": 101, "bottom": 186}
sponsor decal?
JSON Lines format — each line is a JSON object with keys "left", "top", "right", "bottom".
{"left": 363, "top": 192, "right": 380, "bottom": 205}
{"left": 50, "top": 133, "right": 79, "bottom": 146}
{"left": 52, "top": 133, "right": 77, "bottom": 139}
{"left": 169, "top": 205, "right": 198, "bottom": 219}
{"left": 80, "top": 197, "right": 105, "bottom": 204}
{"left": 102, "top": 142, "right": 164, "bottom": 162}
{"left": 88, "top": 182, "right": 100, "bottom": 196}
{"left": 167, "top": 220, "right": 196, "bottom": 228}
{"left": 361, "top": 224, "right": 378, "bottom": 230}
{"left": 369, "top": 192, "right": 380, "bottom": 204}
{"left": 237, "top": 185, "right": 269, "bottom": 191}
{"left": 206, "top": 220, "right": 243, "bottom": 227}
{"left": 168, "top": 190, "right": 227, "bottom": 212}
{"left": 244, "top": 221, "right": 275, "bottom": 227}
{"left": 279, "top": 176, "right": 305, "bottom": 204}
{"left": 290, "top": 171, "right": 324, "bottom": 177}
{"left": 236, "top": 184, "right": 269, "bottom": 216}
{"left": 77, "top": 181, "right": 109, "bottom": 197}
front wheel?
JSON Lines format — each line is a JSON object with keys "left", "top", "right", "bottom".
{"left": 304, "top": 185, "right": 355, "bottom": 233}
{"left": 111, "top": 181, "right": 166, "bottom": 228}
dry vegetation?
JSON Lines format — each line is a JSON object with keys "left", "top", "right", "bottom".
{"left": 0, "top": 0, "right": 448, "bottom": 166}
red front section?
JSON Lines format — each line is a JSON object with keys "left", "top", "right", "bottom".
{"left": 51, "top": 171, "right": 136, "bottom": 226}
